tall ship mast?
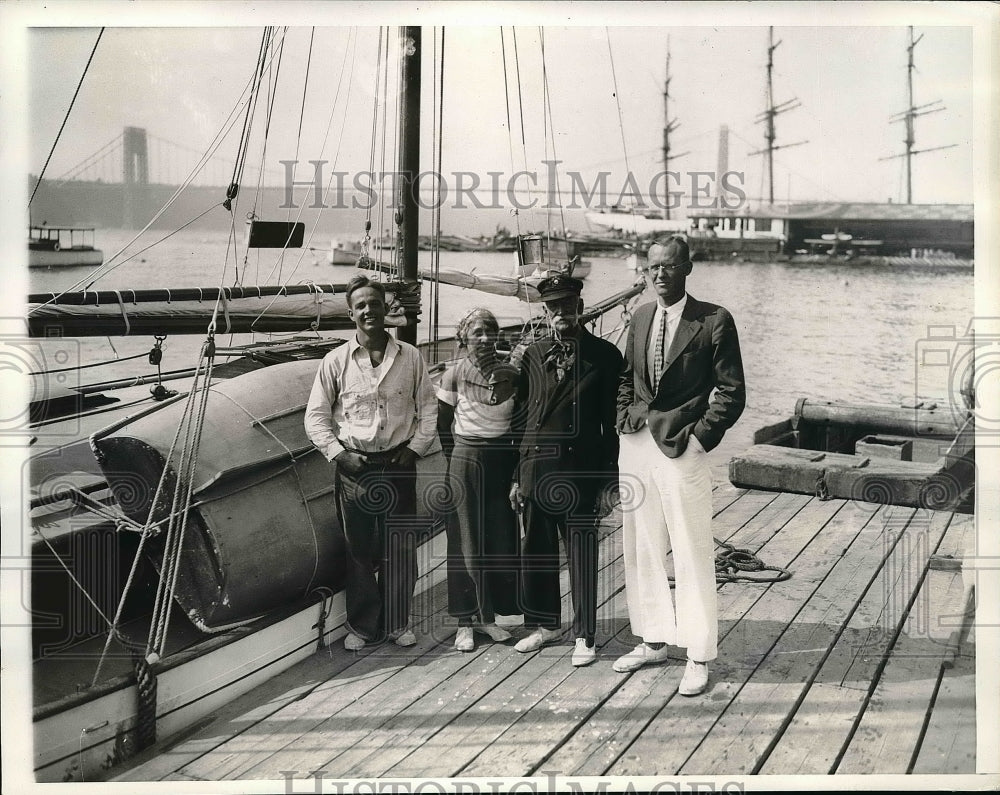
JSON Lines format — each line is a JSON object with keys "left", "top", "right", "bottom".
{"left": 750, "top": 26, "right": 806, "bottom": 206}
{"left": 882, "top": 26, "right": 957, "bottom": 203}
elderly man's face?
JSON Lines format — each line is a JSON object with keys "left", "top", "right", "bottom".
{"left": 544, "top": 295, "right": 582, "bottom": 335}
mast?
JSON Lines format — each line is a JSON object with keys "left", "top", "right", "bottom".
{"left": 661, "top": 37, "right": 686, "bottom": 220}
{"left": 397, "top": 26, "right": 422, "bottom": 345}
{"left": 752, "top": 27, "right": 805, "bottom": 205}
{"left": 883, "top": 26, "right": 955, "bottom": 204}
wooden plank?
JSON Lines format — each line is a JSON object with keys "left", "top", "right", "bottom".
{"left": 241, "top": 639, "right": 492, "bottom": 779}
{"left": 251, "top": 520, "right": 626, "bottom": 780}
{"left": 108, "top": 486, "right": 764, "bottom": 783}
{"left": 756, "top": 508, "right": 951, "bottom": 775}
{"left": 460, "top": 654, "right": 627, "bottom": 778}
{"left": 836, "top": 514, "right": 974, "bottom": 774}
{"left": 191, "top": 501, "right": 624, "bottom": 781}
{"left": 383, "top": 513, "right": 636, "bottom": 779}
{"left": 176, "top": 577, "right": 454, "bottom": 781}
{"left": 464, "top": 483, "right": 772, "bottom": 778}
{"left": 334, "top": 643, "right": 529, "bottom": 777}
{"left": 112, "top": 571, "right": 447, "bottom": 782}
{"left": 549, "top": 493, "right": 847, "bottom": 776}
{"left": 911, "top": 653, "right": 976, "bottom": 774}
{"left": 384, "top": 642, "right": 577, "bottom": 777}
{"left": 621, "top": 500, "right": 908, "bottom": 776}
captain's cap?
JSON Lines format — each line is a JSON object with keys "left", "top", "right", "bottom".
{"left": 537, "top": 273, "right": 584, "bottom": 302}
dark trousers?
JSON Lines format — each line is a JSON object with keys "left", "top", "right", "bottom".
{"left": 335, "top": 458, "right": 418, "bottom": 642}
{"left": 445, "top": 437, "right": 520, "bottom": 624}
{"left": 519, "top": 496, "right": 599, "bottom": 644}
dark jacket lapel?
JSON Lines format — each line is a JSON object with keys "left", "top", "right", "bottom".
{"left": 540, "top": 332, "right": 595, "bottom": 423}
{"left": 633, "top": 302, "right": 656, "bottom": 392}
{"left": 660, "top": 295, "right": 703, "bottom": 374}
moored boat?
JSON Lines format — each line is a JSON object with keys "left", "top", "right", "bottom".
{"left": 22, "top": 25, "right": 650, "bottom": 783}
{"left": 28, "top": 225, "right": 104, "bottom": 268}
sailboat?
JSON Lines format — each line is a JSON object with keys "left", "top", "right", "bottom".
{"left": 23, "top": 26, "right": 647, "bottom": 782}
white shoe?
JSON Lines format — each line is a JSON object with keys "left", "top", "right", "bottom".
{"left": 612, "top": 642, "right": 671, "bottom": 673}
{"left": 476, "top": 623, "right": 513, "bottom": 642}
{"left": 455, "top": 626, "right": 475, "bottom": 652}
{"left": 392, "top": 629, "right": 417, "bottom": 647}
{"left": 678, "top": 659, "right": 709, "bottom": 696}
{"left": 571, "top": 638, "right": 596, "bottom": 667}
{"left": 344, "top": 632, "right": 366, "bottom": 651}
{"left": 514, "top": 626, "right": 563, "bottom": 653}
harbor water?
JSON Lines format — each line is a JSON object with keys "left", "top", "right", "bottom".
{"left": 27, "top": 228, "right": 975, "bottom": 477}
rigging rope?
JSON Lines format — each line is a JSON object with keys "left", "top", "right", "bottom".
{"left": 251, "top": 28, "right": 357, "bottom": 328}
{"left": 380, "top": 28, "right": 398, "bottom": 278}
{"left": 30, "top": 30, "right": 291, "bottom": 306}
{"left": 228, "top": 27, "right": 272, "bottom": 203}
{"left": 252, "top": 28, "right": 359, "bottom": 326}
{"left": 538, "top": 28, "right": 570, "bottom": 251}
{"left": 501, "top": 27, "right": 538, "bottom": 319}
{"left": 29, "top": 27, "right": 105, "bottom": 208}
{"left": 429, "top": 27, "right": 446, "bottom": 348}
{"left": 251, "top": 28, "right": 287, "bottom": 283}
{"left": 364, "top": 28, "right": 385, "bottom": 265}
{"left": 604, "top": 28, "right": 641, "bottom": 242}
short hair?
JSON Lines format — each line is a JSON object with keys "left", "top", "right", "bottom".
{"left": 649, "top": 234, "right": 689, "bottom": 254}
{"left": 345, "top": 275, "right": 387, "bottom": 307}
{"left": 647, "top": 234, "right": 691, "bottom": 265}
{"left": 456, "top": 307, "right": 500, "bottom": 348}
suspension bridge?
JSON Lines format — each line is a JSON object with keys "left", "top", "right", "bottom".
{"left": 29, "top": 126, "right": 304, "bottom": 231}
{"left": 44, "top": 126, "right": 286, "bottom": 189}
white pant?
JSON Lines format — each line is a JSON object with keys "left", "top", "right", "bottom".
{"left": 618, "top": 430, "right": 717, "bottom": 661}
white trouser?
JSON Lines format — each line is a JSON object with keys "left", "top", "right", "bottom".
{"left": 618, "top": 429, "right": 717, "bottom": 661}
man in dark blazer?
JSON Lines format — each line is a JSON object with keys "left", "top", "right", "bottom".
{"left": 509, "top": 274, "right": 623, "bottom": 667}
{"left": 614, "top": 235, "right": 745, "bottom": 695}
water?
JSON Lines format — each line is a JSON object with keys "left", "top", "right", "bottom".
{"left": 28, "top": 228, "right": 975, "bottom": 476}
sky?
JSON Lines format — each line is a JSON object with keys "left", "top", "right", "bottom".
{"left": 6, "top": 2, "right": 986, "bottom": 228}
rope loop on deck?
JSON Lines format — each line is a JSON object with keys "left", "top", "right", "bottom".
{"left": 714, "top": 540, "right": 792, "bottom": 584}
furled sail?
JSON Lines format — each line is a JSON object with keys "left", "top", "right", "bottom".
{"left": 26, "top": 282, "right": 420, "bottom": 337}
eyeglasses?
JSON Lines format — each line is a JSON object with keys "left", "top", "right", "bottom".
{"left": 648, "top": 261, "right": 690, "bottom": 272}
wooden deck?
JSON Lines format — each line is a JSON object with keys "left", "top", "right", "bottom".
{"left": 109, "top": 485, "right": 977, "bottom": 783}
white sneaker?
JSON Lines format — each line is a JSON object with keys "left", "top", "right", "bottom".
{"left": 344, "top": 632, "right": 366, "bottom": 651}
{"left": 476, "top": 623, "right": 513, "bottom": 642}
{"left": 455, "top": 626, "right": 475, "bottom": 652}
{"left": 514, "top": 626, "right": 563, "bottom": 653}
{"left": 612, "top": 642, "right": 671, "bottom": 673}
{"left": 678, "top": 659, "right": 709, "bottom": 696}
{"left": 392, "top": 629, "right": 417, "bottom": 647}
{"left": 571, "top": 638, "right": 596, "bottom": 667}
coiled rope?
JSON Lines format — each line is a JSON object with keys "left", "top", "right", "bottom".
{"left": 713, "top": 539, "right": 792, "bottom": 584}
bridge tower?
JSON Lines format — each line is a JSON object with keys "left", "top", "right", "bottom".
{"left": 122, "top": 126, "right": 149, "bottom": 228}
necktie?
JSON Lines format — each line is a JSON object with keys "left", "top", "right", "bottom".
{"left": 653, "top": 308, "right": 668, "bottom": 386}
{"left": 544, "top": 339, "right": 575, "bottom": 383}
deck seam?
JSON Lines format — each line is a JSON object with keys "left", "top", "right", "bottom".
{"left": 595, "top": 491, "right": 817, "bottom": 775}
{"left": 828, "top": 512, "right": 957, "bottom": 773}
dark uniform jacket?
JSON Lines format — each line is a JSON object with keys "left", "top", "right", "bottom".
{"left": 512, "top": 328, "right": 623, "bottom": 512}
{"left": 617, "top": 295, "right": 745, "bottom": 458}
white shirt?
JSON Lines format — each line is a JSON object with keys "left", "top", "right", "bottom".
{"left": 304, "top": 335, "right": 441, "bottom": 461}
{"left": 436, "top": 357, "right": 516, "bottom": 439}
{"left": 646, "top": 293, "right": 688, "bottom": 385}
